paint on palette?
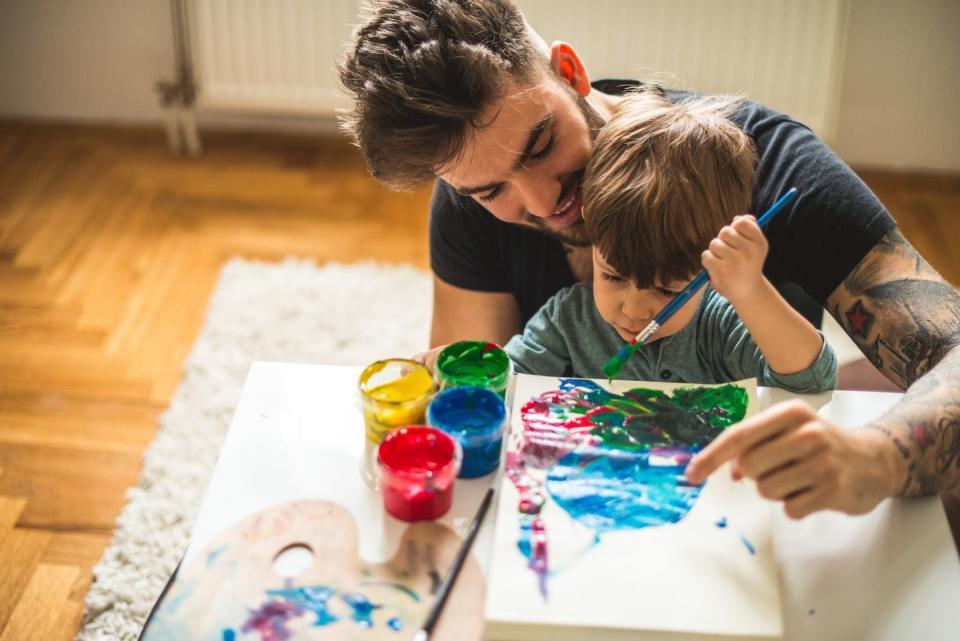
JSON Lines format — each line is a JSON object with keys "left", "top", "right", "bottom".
{"left": 505, "top": 379, "right": 748, "bottom": 598}
{"left": 242, "top": 600, "right": 301, "bottom": 641}
{"left": 206, "top": 543, "right": 230, "bottom": 567}
{"left": 265, "top": 585, "right": 339, "bottom": 626}
{"left": 358, "top": 580, "right": 422, "bottom": 602}
{"left": 239, "top": 583, "right": 419, "bottom": 638}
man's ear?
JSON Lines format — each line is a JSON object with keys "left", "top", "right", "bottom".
{"left": 549, "top": 41, "right": 591, "bottom": 96}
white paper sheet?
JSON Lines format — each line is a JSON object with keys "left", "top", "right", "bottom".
{"left": 485, "top": 374, "right": 782, "bottom": 641}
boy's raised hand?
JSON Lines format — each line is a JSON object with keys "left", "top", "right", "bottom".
{"left": 701, "top": 215, "right": 768, "bottom": 303}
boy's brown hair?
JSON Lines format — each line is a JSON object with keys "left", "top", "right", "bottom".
{"left": 583, "top": 90, "right": 757, "bottom": 289}
{"left": 338, "top": 0, "right": 545, "bottom": 190}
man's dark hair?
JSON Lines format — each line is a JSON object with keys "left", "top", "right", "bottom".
{"left": 338, "top": 0, "right": 543, "bottom": 190}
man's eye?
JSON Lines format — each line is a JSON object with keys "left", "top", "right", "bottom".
{"left": 478, "top": 186, "right": 503, "bottom": 203}
{"left": 601, "top": 272, "right": 624, "bottom": 283}
{"left": 529, "top": 135, "right": 554, "bottom": 160}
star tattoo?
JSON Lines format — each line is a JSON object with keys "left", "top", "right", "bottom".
{"left": 845, "top": 299, "right": 874, "bottom": 339}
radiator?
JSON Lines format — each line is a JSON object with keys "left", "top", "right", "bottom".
{"left": 190, "top": 0, "right": 849, "bottom": 138}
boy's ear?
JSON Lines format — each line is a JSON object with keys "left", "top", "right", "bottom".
{"left": 549, "top": 41, "right": 591, "bottom": 97}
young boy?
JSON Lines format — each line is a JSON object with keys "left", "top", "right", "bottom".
{"left": 502, "top": 89, "right": 836, "bottom": 393}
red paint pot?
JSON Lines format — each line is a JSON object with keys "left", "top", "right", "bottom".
{"left": 377, "top": 426, "right": 462, "bottom": 522}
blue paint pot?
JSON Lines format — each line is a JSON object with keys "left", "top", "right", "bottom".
{"left": 426, "top": 386, "right": 506, "bottom": 478}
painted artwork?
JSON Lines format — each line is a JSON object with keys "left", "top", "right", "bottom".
{"left": 141, "top": 500, "right": 485, "bottom": 641}
{"left": 485, "top": 374, "right": 782, "bottom": 641}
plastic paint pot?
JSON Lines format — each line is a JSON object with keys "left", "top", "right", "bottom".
{"left": 427, "top": 386, "right": 506, "bottom": 478}
{"left": 358, "top": 359, "right": 434, "bottom": 488}
{"left": 435, "top": 341, "right": 510, "bottom": 397}
{"left": 377, "top": 426, "right": 462, "bottom": 522}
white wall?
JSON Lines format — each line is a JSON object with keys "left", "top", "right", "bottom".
{"left": 0, "top": 0, "right": 174, "bottom": 121}
{"left": 1, "top": 0, "right": 957, "bottom": 172}
{"left": 832, "top": 0, "right": 960, "bottom": 172}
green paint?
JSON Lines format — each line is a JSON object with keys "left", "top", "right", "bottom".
{"left": 669, "top": 384, "right": 749, "bottom": 429}
{"left": 436, "top": 341, "right": 509, "bottom": 396}
{"left": 602, "top": 340, "right": 640, "bottom": 380}
{"left": 587, "top": 384, "right": 748, "bottom": 451}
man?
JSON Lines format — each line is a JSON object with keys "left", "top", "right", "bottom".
{"left": 338, "top": 0, "right": 960, "bottom": 518}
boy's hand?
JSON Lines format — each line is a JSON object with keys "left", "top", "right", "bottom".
{"left": 701, "top": 215, "right": 768, "bottom": 303}
{"left": 412, "top": 344, "right": 447, "bottom": 374}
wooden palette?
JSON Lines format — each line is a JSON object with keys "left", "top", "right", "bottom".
{"left": 140, "top": 500, "right": 484, "bottom": 640}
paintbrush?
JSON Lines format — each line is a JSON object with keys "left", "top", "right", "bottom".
{"left": 412, "top": 487, "right": 495, "bottom": 641}
{"left": 601, "top": 187, "right": 799, "bottom": 380}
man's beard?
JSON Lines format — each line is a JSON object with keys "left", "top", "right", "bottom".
{"left": 523, "top": 94, "right": 605, "bottom": 248}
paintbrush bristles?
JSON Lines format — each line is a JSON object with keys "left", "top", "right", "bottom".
{"left": 602, "top": 341, "right": 639, "bottom": 380}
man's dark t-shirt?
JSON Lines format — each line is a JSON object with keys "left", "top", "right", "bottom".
{"left": 430, "top": 80, "right": 896, "bottom": 327}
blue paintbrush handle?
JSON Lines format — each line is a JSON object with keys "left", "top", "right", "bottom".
{"left": 653, "top": 271, "right": 710, "bottom": 325}
{"left": 651, "top": 188, "right": 798, "bottom": 328}
{"left": 755, "top": 187, "right": 798, "bottom": 227}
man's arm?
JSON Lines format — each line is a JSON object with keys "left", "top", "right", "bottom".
{"left": 685, "top": 228, "right": 960, "bottom": 517}
{"left": 430, "top": 276, "right": 522, "bottom": 348}
{"left": 826, "top": 228, "right": 960, "bottom": 495}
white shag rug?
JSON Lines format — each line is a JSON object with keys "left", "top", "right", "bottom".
{"left": 76, "top": 258, "right": 432, "bottom": 641}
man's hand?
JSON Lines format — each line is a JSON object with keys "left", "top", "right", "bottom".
{"left": 701, "top": 215, "right": 767, "bottom": 304}
{"left": 685, "top": 400, "right": 907, "bottom": 519}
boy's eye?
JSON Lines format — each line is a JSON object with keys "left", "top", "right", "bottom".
{"left": 600, "top": 272, "right": 624, "bottom": 283}
{"left": 656, "top": 287, "right": 679, "bottom": 297}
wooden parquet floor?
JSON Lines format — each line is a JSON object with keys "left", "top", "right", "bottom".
{"left": 0, "top": 121, "right": 957, "bottom": 640}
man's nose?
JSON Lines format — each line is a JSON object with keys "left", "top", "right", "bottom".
{"left": 515, "top": 174, "right": 560, "bottom": 219}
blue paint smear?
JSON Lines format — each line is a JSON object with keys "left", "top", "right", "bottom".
{"left": 358, "top": 580, "right": 421, "bottom": 602}
{"left": 740, "top": 534, "right": 756, "bottom": 555}
{"left": 546, "top": 448, "right": 702, "bottom": 531}
{"left": 222, "top": 629, "right": 236, "bottom": 641}
{"left": 517, "top": 515, "right": 534, "bottom": 558}
{"left": 266, "top": 585, "right": 339, "bottom": 626}
{"left": 715, "top": 516, "right": 728, "bottom": 528}
{"left": 341, "top": 592, "right": 381, "bottom": 628}
{"left": 162, "top": 580, "right": 194, "bottom": 615}
{"left": 547, "top": 533, "right": 601, "bottom": 577}
{"left": 205, "top": 544, "right": 229, "bottom": 567}
{"left": 387, "top": 617, "right": 404, "bottom": 632}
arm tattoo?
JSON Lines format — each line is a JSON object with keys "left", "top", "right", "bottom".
{"left": 829, "top": 229, "right": 960, "bottom": 495}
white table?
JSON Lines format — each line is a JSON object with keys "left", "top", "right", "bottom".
{"left": 184, "top": 362, "right": 960, "bottom": 641}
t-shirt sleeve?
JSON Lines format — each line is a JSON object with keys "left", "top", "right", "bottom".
{"left": 735, "top": 101, "right": 897, "bottom": 304}
{"left": 429, "top": 179, "right": 510, "bottom": 292}
{"left": 701, "top": 291, "right": 838, "bottom": 394}
{"left": 504, "top": 291, "right": 575, "bottom": 376}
